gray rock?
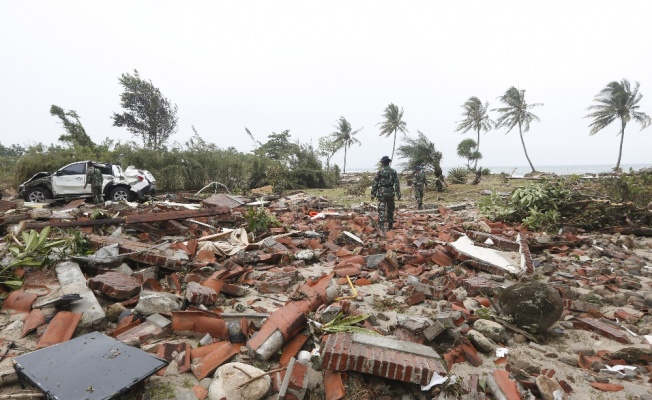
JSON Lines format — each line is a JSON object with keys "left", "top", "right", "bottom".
{"left": 644, "top": 294, "right": 652, "bottom": 308}
{"left": 472, "top": 319, "right": 508, "bottom": 343}
{"left": 467, "top": 329, "right": 495, "bottom": 353}
{"left": 208, "top": 362, "right": 270, "bottom": 400}
{"left": 498, "top": 281, "right": 563, "bottom": 333}
{"left": 135, "top": 290, "right": 181, "bottom": 316}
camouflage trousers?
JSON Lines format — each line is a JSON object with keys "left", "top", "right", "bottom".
{"left": 91, "top": 185, "right": 103, "bottom": 204}
{"left": 414, "top": 185, "right": 424, "bottom": 209}
{"left": 377, "top": 195, "right": 396, "bottom": 229}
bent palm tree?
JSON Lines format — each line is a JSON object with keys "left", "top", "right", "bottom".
{"left": 331, "top": 117, "right": 362, "bottom": 173}
{"left": 493, "top": 87, "right": 542, "bottom": 173}
{"left": 455, "top": 97, "right": 493, "bottom": 170}
{"left": 377, "top": 103, "right": 407, "bottom": 160}
{"left": 585, "top": 79, "right": 651, "bottom": 171}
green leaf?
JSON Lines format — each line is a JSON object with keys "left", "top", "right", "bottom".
{"left": 37, "top": 226, "right": 51, "bottom": 247}
{"left": 2, "top": 280, "right": 23, "bottom": 290}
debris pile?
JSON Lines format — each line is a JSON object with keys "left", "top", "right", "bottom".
{"left": 0, "top": 192, "right": 651, "bottom": 400}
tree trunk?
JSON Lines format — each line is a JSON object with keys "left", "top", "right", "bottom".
{"left": 474, "top": 126, "right": 480, "bottom": 170}
{"left": 519, "top": 123, "right": 536, "bottom": 173}
{"left": 616, "top": 119, "right": 626, "bottom": 170}
{"left": 343, "top": 145, "right": 348, "bottom": 173}
{"left": 391, "top": 129, "right": 397, "bottom": 161}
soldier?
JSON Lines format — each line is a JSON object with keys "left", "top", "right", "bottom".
{"left": 84, "top": 161, "right": 104, "bottom": 204}
{"left": 371, "top": 155, "right": 401, "bottom": 233}
{"left": 413, "top": 165, "right": 426, "bottom": 210}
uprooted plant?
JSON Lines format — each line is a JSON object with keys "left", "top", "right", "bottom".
{"left": 478, "top": 172, "right": 652, "bottom": 231}
{"left": 1, "top": 227, "right": 88, "bottom": 290}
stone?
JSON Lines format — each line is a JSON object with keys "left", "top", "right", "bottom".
{"left": 644, "top": 294, "right": 652, "bottom": 308}
{"left": 472, "top": 319, "right": 508, "bottom": 343}
{"left": 498, "top": 281, "right": 563, "bottom": 333}
{"left": 135, "top": 290, "right": 182, "bottom": 316}
{"left": 208, "top": 362, "right": 270, "bottom": 400}
{"left": 535, "top": 375, "right": 568, "bottom": 400}
{"left": 467, "top": 329, "right": 495, "bottom": 353}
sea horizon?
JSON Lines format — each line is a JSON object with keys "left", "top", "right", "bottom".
{"left": 344, "top": 163, "right": 651, "bottom": 178}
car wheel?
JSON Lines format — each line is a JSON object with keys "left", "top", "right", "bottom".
{"left": 109, "top": 186, "right": 131, "bottom": 202}
{"left": 25, "top": 187, "right": 52, "bottom": 203}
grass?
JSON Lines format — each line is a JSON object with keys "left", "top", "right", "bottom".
{"left": 305, "top": 173, "right": 527, "bottom": 208}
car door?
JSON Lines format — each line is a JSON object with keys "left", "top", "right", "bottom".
{"left": 51, "top": 162, "right": 90, "bottom": 195}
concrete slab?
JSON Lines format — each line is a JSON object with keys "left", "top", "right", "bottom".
{"left": 55, "top": 261, "right": 106, "bottom": 328}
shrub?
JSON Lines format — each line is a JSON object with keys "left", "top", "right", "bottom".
{"left": 447, "top": 167, "right": 469, "bottom": 184}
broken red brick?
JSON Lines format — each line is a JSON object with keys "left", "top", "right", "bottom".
{"left": 88, "top": 271, "right": 141, "bottom": 300}
{"left": 35, "top": 311, "right": 82, "bottom": 350}
{"left": 493, "top": 370, "right": 521, "bottom": 400}
{"left": 320, "top": 332, "right": 446, "bottom": 385}
{"left": 405, "top": 292, "right": 426, "bottom": 306}
{"left": 590, "top": 382, "right": 624, "bottom": 392}
{"left": 324, "top": 370, "right": 346, "bottom": 400}
{"left": 2, "top": 290, "right": 38, "bottom": 313}
{"left": 572, "top": 317, "right": 631, "bottom": 344}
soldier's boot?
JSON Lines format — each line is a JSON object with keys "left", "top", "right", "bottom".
{"left": 387, "top": 221, "right": 393, "bottom": 231}
{"left": 417, "top": 202, "right": 422, "bottom": 210}
{"left": 378, "top": 223, "right": 386, "bottom": 236}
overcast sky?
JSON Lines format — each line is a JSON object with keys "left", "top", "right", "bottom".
{"left": 1, "top": 1, "right": 651, "bottom": 171}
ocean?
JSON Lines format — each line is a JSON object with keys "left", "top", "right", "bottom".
{"left": 346, "top": 164, "right": 651, "bottom": 178}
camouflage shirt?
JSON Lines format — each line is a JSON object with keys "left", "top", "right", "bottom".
{"left": 414, "top": 170, "right": 426, "bottom": 189}
{"left": 85, "top": 166, "right": 103, "bottom": 187}
{"left": 371, "top": 165, "right": 401, "bottom": 198}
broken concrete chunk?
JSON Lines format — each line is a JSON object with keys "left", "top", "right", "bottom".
{"left": 396, "top": 315, "right": 435, "bottom": 333}
{"left": 55, "top": 261, "right": 106, "bottom": 328}
{"left": 208, "top": 363, "right": 272, "bottom": 400}
{"left": 185, "top": 282, "right": 218, "bottom": 306}
{"left": 467, "top": 329, "right": 496, "bottom": 353}
{"left": 472, "top": 319, "right": 508, "bottom": 344}
{"left": 499, "top": 281, "right": 563, "bottom": 333}
{"left": 135, "top": 290, "right": 182, "bottom": 316}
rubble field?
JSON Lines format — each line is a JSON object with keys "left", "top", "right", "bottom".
{"left": 0, "top": 188, "right": 651, "bottom": 400}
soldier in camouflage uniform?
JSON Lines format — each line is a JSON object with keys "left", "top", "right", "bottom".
{"left": 371, "top": 156, "right": 401, "bottom": 233}
{"left": 413, "top": 165, "right": 426, "bottom": 210}
{"left": 84, "top": 161, "right": 104, "bottom": 204}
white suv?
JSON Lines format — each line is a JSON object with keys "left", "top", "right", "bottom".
{"left": 18, "top": 161, "right": 156, "bottom": 203}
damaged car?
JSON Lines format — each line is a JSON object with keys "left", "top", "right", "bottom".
{"left": 18, "top": 161, "right": 156, "bottom": 203}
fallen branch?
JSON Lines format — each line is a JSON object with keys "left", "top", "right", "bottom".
{"left": 0, "top": 392, "right": 44, "bottom": 399}
{"left": 194, "top": 181, "right": 231, "bottom": 196}
{"left": 236, "top": 366, "right": 287, "bottom": 389}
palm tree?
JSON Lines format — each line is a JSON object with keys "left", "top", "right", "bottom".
{"left": 331, "top": 117, "right": 362, "bottom": 173}
{"left": 585, "top": 79, "right": 651, "bottom": 171}
{"left": 377, "top": 103, "right": 408, "bottom": 160}
{"left": 455, "top": 97, "right": 493, "bottom": 170}
{"left": 493, "top": 87, "right": 542, "bottom": 173}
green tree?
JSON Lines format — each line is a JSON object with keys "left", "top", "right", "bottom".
{"left": 317, "top": 135, "right": 339, "bottom": 170}
{"left": 112, "top": 70, "right": 178, "bottom": 150}
{"left": 50, "top": 105, "right": 95, "bottom": 148}
{"left": 457, "top": 138, "right": 481, "bottom": 169}
{"left": 396, "top": 131, "right": 444, "bottom": 191}
{"left": 255, "top": 131, "right": 300, "bottom": 164}
{"left": 455, "top": 97, "right": 493, "bottom": 170}
{"left": 377, "top": 103, "right": 407, "bottom": 161}
{"left": 585, "top": 79, "right": 651, "bottom": 170}
{"left": 0, "top": 143, "right": 25, "bottom": 157}
{"left": 494, "top": 87, "right": 542, "bottom": 173}
{"left": 331, "top": 117, "right": 362, "bottom": 173}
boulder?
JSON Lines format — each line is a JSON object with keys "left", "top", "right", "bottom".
{"left": 208, "top": 362, "right": 270, "bottom": 400}
{"left": 499, "top": 281, "right": 563, "bottom": 333}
